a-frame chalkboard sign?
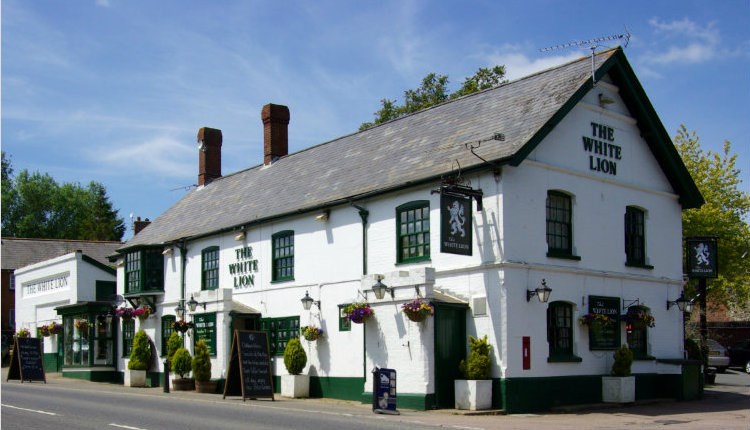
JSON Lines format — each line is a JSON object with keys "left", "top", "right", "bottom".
{"left": 7, "top": 337, "right": 46, "bottom": 383}
{"left": 223, "top": 330, "right": 274, "bottom": 401}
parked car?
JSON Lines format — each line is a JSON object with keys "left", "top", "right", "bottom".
{"left": 705, "top": 339, "right": 730, "bottom": 373}
{"left": 728, "top": 339, "right": 750, "bottom": 374}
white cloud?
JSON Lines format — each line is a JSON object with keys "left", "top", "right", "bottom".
{"left": 484, "top": 44, "right": 584, "bottom": 81}
{"left": 97, "top": 135, "right": 194, "bottom": 179}
{"left": 642, "top": 18, "right": 721, "bottom": 65}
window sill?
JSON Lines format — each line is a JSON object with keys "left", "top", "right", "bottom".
{"left": 546, "top": 252, "right": 581, "bottom": 261}
{"left": 547, "top": 355, "right": 583, "bottom": 363}
{"left": 633, "top": 354, "right": 656, "bottom": 361}
{"left": 625, "top": 262, "right": 654, "bottom": 270}
{"left": 396, "top": 258, "right": 431, "bottom": 266}
{"left": 271, "top": 278, "right": 295, "bottom": 284}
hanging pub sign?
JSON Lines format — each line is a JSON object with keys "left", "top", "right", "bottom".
{"left": 587, "top": 295, "right": 620, "bottom": 351}
{"left": 440, "top": 192, "right": 473, "bottom": 255}
{"left": 685, "top": 237, "right": 718, "bottom": 279}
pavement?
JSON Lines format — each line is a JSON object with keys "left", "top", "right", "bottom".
{"left": 3, "top": 367, "right": 750, "bottom": 430}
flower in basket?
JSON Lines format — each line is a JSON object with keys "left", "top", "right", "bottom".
{"left": 38, "top": 325, "right": 51, "bottom": 337}
{"left": 17, "top": 328, "right": 30, "bottom": 338}
{"left": 401, "top": 298, "right": 434, "bottom": 322}
{"left": 74, "top": 320, "right": 89, "bottom": 332}
{"left": 172, "top": 319, "right": 194, "bottom": 333}
{"left": 133, "top": 305, "right": 153, "bottom": 320}
{"left": 578, "top": 313, "right": 615, "bottom": 326}
{"left": 624, "top": 305, "right": 655, "bottom": 328}
{"left": 115, "top": 307, "right": 135, "bottom": 320}
{"left": 48, "top": 322, "right": 63, "bottom": 335}
{"left": 301, "top": 325, "right": 324, "bottom": 341}
{"left": 344, "top": 302, "right": 374, "bottom": 324}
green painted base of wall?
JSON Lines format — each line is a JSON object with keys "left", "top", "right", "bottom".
{"left": 500, "top": 373, "right": 683, "bottom": 413}
{"left": 357, "top": 392, "right": 435, "bottom": 411}
{"left": 42, "top": 353, "right": 58, "bottom": 372}
{"left": 62, "top": 369, "right": 119, "bottom": 383}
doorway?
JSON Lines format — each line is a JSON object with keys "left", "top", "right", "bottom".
{"left": 432, "top": 302, "right": 467, "bottom": 409}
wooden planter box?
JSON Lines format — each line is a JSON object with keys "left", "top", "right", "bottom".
{"left": 454, "top": 379, "right": 492, "bottom": 410}
{"left": 124, "top": 369, "right": 147, "bottom": 387}
{"left": 172, "top": 378, "right": 195, "bottom": 391}
{"left": 602, "top": 376, "right": 635, "bottom": 403}
{"left": 281, "top": 374, "right": 310, "bottom": 398}
{"left": 195, "top": 380, "right": 218, "bottom": 393}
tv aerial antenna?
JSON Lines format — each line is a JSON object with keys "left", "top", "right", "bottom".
{"left": 539, "top": 28, "right": 630, "bottom": 85}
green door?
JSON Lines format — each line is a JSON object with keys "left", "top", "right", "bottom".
{"left": 433, "top": 302, "right": 468, "bottom": 409}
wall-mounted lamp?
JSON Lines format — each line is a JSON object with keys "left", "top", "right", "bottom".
{"left": 372, "top": 275, "right": 393, "bottom": 300}
{"left": 314, "top": 210, "right": 330, "bottom": 222}
{"left": 598, "top": 93, "right": 615, "bottom": 107}
{"left": 162, "top": 246, "right": 173, "bottom": 255}
{"left": 301, "top": 291, "right": 321, "bottom": 310}
{"left": 175, "top": 300, "right": 185, "bottom": 319}
{"left": 187, "top": 295, "right": 207, "bottom": 313}
{"left": 667, "top": 292, "right": 693, "bottom": 313}
{"left": 527, "top": 279, "right": 552, "bottom": 303}
{"left": 234, "top": 230, "right": 246, "bottom": 241}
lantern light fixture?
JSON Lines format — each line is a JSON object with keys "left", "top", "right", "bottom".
{"left": 301, "top": 291, "right": 321, "bottom": 310}
{"left": 527, "top": 279, "right": 552, "bottom": 303}
{"left": 372, "top": 275, "right": 393, "bottom": 300}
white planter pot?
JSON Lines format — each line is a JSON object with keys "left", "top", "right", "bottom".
{"left": 602, "top": 376, "right": 635, "bottom": 403}
{"left": 281, "top": 374, "right": 310, "bottom": 398}
{"left": 124, "top": 369, "right": 147, "bottom": 387}
{"left": 454, "top": 379, "right": 492, "bottom": 410}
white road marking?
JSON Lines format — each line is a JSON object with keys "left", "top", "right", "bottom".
{"left": 2, "top": 403, "right": 58, "bottom": 415}
{"left": 108, "top": 424, "right": 148, "bottom": 430}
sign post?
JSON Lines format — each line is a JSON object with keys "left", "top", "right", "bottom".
{"left": 685, "top": 236, "right": 719, "bottom": 379}
{"left": 223, "top": 330, "right": 274, "bottom": 401}
{"left": 372, "top": 367, "right": 399, "bottom": 415}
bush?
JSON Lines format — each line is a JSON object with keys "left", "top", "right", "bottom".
{"left": 166, "top": 332, "right": 183, "bottom": 366}
{"left": 611, "top": 344, "right": 634, "bottom": 376}
{"left": 128, "top": 330, "right": 152, "bottom": 371}
{"left": 192, "top": 339, "right": 212, "bottom": 382}
{"left": 283, "top": 337, "right": 307, "bottom": 375}
{"left": 172, "top": 347, "right": 192, "bottom": 379}
{"left": 459, "top": 335, "right": 492, "bottom": 380}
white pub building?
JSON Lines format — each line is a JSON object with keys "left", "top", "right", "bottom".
{"left": 113, "top": 48, "right": 703, "bottom": 412}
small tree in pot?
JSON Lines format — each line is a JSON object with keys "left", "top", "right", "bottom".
{"left": 455, "top": 335, "right": 493, "bottom": 410}
{"left": 281, "top": 337, "right": 309, "bottom": 398}
{"left": 125, "top": 330, "right": 151, "bottom": 387}
{"left": 166, "top": 332, "right": 183, "bottom": 366}
{"left": 171, "top": 347, "right": 194, "bottom": 391}
{"left": 603, "top": 344, "right": 635, "bottom": 403}
{"left": 193, "top": 339, "right": 216, "bottom": 393}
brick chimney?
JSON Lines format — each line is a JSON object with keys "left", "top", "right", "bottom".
{"left": 198, "top": 127, "right": 223, "bottom": 185}
{"left": 261, "top": 103, "right": 290, "bottom": 165}
{"left": 133, "top": 217, "right": 151, "bottom": 235}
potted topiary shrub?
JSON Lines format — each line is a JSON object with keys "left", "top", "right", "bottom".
{"left": 193, "top": 339, "right": 216, "bottom": 393}
{"left": 455, "top": 335, "right": 492, "bottom": 410}
{"left": 166, "top": 332, "right": 183, "bottom": 366}
{"left": 281, "top": 337, "right": 309, "bottom": 398}
{"left": 171, "top": 347, "right": 194, "bottom": 391}
{"left": 125, "top": 330, "right": 152, "bottom": 387}
{"left": 602, "top": 344, "right": 635, "bottom": 403}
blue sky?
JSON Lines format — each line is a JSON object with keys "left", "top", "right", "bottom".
{"left": 3, "top": 0, "right": 749, "bottom": 239}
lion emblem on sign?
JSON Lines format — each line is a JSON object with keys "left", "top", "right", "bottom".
{"left": 447, "top": 200, "right": 466, "bottom": 238}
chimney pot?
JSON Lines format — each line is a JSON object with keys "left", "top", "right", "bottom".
{"left": 133, "top": 217, "right": 151, "bottom": 235}
{"left": 261, "top": 104, "right": 290, "bottom": 165}
{"left": 198, "top": 127, "right": 222, "bottom": 185}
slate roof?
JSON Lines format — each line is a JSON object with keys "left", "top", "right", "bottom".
{"left": 122, "top": 48, "right": 702, "bottom": 250}
{"left": 1, "top": 237, "right": 122, "bottom": 271}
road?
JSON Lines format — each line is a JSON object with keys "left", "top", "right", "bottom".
{"left": 1, "top": 369, "right": 749, "bottom": 430}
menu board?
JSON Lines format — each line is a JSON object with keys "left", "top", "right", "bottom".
{"left": 7, "top": 337, "right": 46, "bottom": 383}
{"left": 223, "top": 330, "right": 274, "bottom": 401}
{"left": 588, "top": 296, "right": 621, "bottom": 350}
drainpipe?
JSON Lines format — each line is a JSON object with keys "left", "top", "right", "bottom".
{"left": 350, "top": 201, "right": 370, "bottom": 384}
{"left": 177, "top": 240, "right": 188, "bottom": 349}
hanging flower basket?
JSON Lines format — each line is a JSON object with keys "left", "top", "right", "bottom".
{"left": 16, "top": 328, "right": 30, "bottom": 338}
{"left": 624, "top": 305, "right": 655, "bottom": 328}
{"left": 172, "top": 320, "right": 194, "bottom": 333}
{"left": 39, "top": 325, "right": 51, "bottom": 337}
{"left": 74, "top": 320, "right": 89, "bottom": 333}
{"left": 344, "top": 302, "right": 374, "bottom": 324}
{"left": 115, "top": 307, "right": 135, "bottom": 321}
{"left": 48, "top": 322, "right": 63, "bottom": 335}
{"left": 578, "top": 313, "right": 616, "bottom": 327}
{"left": 401, "top": 298, "right": 434, "bottom": 322}
{"left": 301, "top": 325, "right": 324, "bottom": 341}
{"left": 134, "top": 305, "right": 153, "bottom": 320}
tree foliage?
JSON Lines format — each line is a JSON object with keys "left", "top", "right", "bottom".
{"left": 675, "top": 126, "right": 750, "bottom": 309}
{"left": 359, "top": 66, "right": 506, "bottom": 130}
{"left": 1, "top": 152, "right": 125, "bottom": 241}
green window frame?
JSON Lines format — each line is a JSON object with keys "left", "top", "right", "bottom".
{"left": 122, "top": 319, "right": 135, "bottom": 358}
{"left": 546, "top": 191, "right": 577, "bottom": 259}
{"left": 625, "top": 206, "right": 651, "bottom": 268}
{"left": 259, "top": 316, "right": 300, "bottom": 356}
{"left": 338, "top": 304, "right": 351, "bottom": 332}
{"left": 161, "top": 315, "right": 176, "bottom": 356}
{"left": 272, "top": 231, "right": 294, "bottom": 282}
{"left": 202, "top": 246, "right": 220, "bottom": 290}
{"left": 396, "top": 200, "right": 430, "bottom": 264}
{"left": 124, "top": 248, "right": 164, "bottom": 294}
{"left": 547, "top": 301, "right": 581, "bottom": 362}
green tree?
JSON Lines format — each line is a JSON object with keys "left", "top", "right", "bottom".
{"left": 675, "top": 125, "right": 750, "bottom": 309}
{"left": 359, "top": 66, "right": 506, "bottom": 130}
{"left": 1, "top": 152, "right": 125, "bottom": 240}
